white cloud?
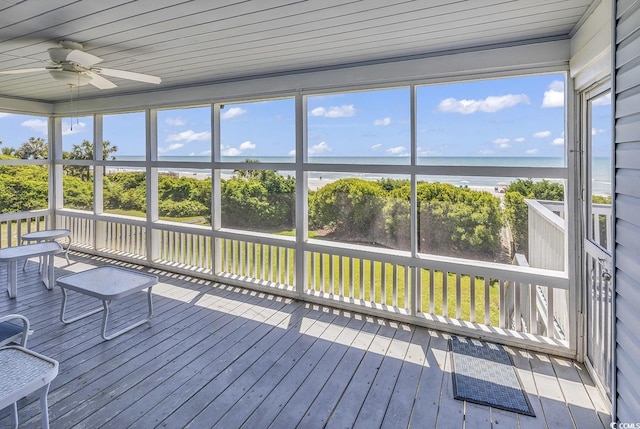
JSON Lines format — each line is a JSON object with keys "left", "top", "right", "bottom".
{"left": 592, "top": 128, "right": 606, "bottom": 135}
{"left": 370, "top": 143, "right": 383, "bottom": 150}
{"left": 308, "top": 141, "right": 332, "bottom": 155}
{"left": 552, "top": 137, "right": 565, "bottom": 145}
{"left": 221, "top": 107, "right": 247, "bottom": 120}
{"left": 61, "top": 121, "right": 86, "bottom": 136}
{"left": 222, "top": 146, "right": 241, "bottom": 156}
{"left": 374, "top": 117, "right": 391, "bottom": 126}
{"left": 492, "top": 138, "right": 511, "bottom": 149}
{"left": 479, "top": 149, "right": 494, "bottom": 155}
{"left": 239, "top": 141, "right": 256, "bottom": 150}
{"left": 593, "top": 93, "right": 612, "bottom": 106}
{"left": 158, "top": 143, "right": 184, "bottom": 154}
{"left": 514, "top": 137, "right": 525, "bottom": 143}
{"left": 418, "top": 150, "right": 440, "bottom": 156}
{"left": 21, "top": 118, "right": 48, "bottom": 135}
{"left": 288, "top": 149, "right": 296, "bottom": 156}
{"left": 165, "top": 117, "right": 186, "bottom": 126}
{"left": 526, "top": 148, "right": 539, "bottom": 154}
{"left": 438, "top": 94, "right": 529, "bottom": 114}
{"left": 533, "top": 131, "right": 551, "bottom": 138}
{"left": 166, "top": 130, "right": 211, "bottom": 142}
{"left": 310, "top": 105, "right": 355, "bottom": 118}
{"left": 221, "top": 140, "right": 256, "bottom": 156}
{"left": 542, "top": 80, "right": 564, "bottom": 108}
{"left": 386, "top": 146, "right": 407, "bottom": 155}
{"left": 0, "top": 112, "right": 12, "bottom": 118}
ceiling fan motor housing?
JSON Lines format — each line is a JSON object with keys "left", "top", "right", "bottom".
{"left": 49, "top": 70, "right": 92, "bottom": 86}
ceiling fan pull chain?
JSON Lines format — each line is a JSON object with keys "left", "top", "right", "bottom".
{"left": 69, "top": 84, "right": 74, "bottom": 131}
{"left": 76, "top": 74, "right": 80, "bottom": 126}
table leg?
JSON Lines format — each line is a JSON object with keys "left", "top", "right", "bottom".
{"left": 60, "top": 288, "right": 103, "bottom": 323}
{"left": 7, "top": 261, "right": 17, "bottom": 298}
{"left": 64, "top": 235, "right": 71, "bottom": 264}
{"left": 41, "top": 253, "right": 54, "bottom": 290}
{"left": 21, "top": 239, "right": 28, "bottom": 271}
{"left": 38, "top": 383, "right": 51, "bottom": 429}
{"left": 101, "top": 287, "right": 154, "bottom": 340}
{"left": 10, "top": 401, "right": 18, "bottom": 429}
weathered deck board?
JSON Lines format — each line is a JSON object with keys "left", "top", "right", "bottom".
{"left": 0, "top": 252, "right": 611, "bottom": 428}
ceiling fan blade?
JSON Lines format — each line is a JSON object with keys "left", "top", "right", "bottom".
{"left": 86, "top": 71, "right": 117, "bottom": 89}
{"left": 97, "top": 67, "right": 161, "bottom": 84}
{"left": 65, "top": 49, "right": 103, "bottom": 67}
{"left": 0, "top": 68, "right": 48, "bottom": 75}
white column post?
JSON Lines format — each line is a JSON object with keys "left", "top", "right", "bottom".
{"left": 94, "top": 114, "right": 105, "bottom": 251}
{"left": 212, "top": 103, "right": 222, "bottom": 274}
{"left": 147, "top": 108, "right": 159, "bottom": 262}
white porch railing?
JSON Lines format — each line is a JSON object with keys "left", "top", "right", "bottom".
{"left": 525, "top": 199, "right": 568, "bottom": 339}
{"left": 525, "top": 199, "right": 613, "bottom": 341}
{"left": 0, "top": 209, "right": 574, "bottom": 356}
{"left": 0, "top": 209, "right": 50, "bottom": 247}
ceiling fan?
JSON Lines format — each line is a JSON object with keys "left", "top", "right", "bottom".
{"left": 0, "top": 40, "right": 161, "bottom": 89}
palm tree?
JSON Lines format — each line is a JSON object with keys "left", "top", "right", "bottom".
{"left": 65, "top": 139, "right": 118, "bottom": 180}
{"left": 16, "top": 137, "right": 48, "bottom": 159}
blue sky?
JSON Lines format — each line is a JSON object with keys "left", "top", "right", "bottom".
{"left": 0, "top": 72, "right": 612, "bottom": 160}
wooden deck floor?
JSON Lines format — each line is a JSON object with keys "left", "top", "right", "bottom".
{"left": 0, "top": 252, "right": 611, "bottom": 428}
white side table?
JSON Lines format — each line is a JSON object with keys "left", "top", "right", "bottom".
{"left": 0, "top": 346, "right": 59, "bottom": 429}
{"left": 0, "top": 242, "right": 62, "bottom": 299}
{"left": 21, "top": 229, "right": 71, "bottom": 270}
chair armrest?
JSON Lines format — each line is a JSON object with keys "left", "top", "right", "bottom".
{"left": 0, "top": 314, "right": 31, "bottom": 347}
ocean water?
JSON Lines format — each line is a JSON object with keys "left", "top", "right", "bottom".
{"left": 116, "top": 156, "right": 612, "bottom": 195}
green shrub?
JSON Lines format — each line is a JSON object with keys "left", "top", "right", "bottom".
{"left": 221, "top": 171, "right": 295, "bottom": 229}
{"left": 310, "top": 179, "right": 502, "bottom": 257}
{"left": 104, "top": 172, "right": 147, "bottom": 212}
{"left": 62, "top": 175, "right": 93, "bottom": 210}
{"left": 159, "top": 199, "right": 208, "bottom": 218}
{"left": 309, "top": 178, "right": 386, "bottom": 239}
{"left": 0, "top": 164, "right": 48, "bottom": 213}
{"left": 416, "top": 183, "right": 502, "bottom": 256}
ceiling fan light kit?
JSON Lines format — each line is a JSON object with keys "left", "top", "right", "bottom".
{"left": 49, "top": 70, "right": 92, "bottom": 86}
{"left": 0, "top": 40, "right": 161, "bottom": 90}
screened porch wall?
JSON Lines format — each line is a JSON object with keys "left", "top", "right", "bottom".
{"left": 0, "top": 39, "right": 576, "bottom": 357}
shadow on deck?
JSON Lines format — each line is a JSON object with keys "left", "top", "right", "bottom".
{"left": 0, "top": 252, "right": 611, "bottom": 428}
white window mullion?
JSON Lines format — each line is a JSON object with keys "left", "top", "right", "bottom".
{"left": 295, "top": 93, "right": 308, "bottom": 297}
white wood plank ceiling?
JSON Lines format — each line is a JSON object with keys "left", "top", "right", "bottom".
{"left": 0, "top": 0, "right": 598, "bottom": 103}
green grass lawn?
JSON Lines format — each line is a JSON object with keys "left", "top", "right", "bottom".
{"left": 0, "top": 218, "right": 47, "bottom": 247}
{"left": 219, "top": 241, "right": 501, "bottom": 326}
{"left": 306, "top": 253, "right": 500, "bottom": 326}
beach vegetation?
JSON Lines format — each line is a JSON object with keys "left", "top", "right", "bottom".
{"left": 1, "top": 139, "right": 567, "bottom": 266}
{"left": 221, "top": 170, "right": 295, "bottom": 230}
{"left": 0, "top": 160, "right": 48, "bottom": 213}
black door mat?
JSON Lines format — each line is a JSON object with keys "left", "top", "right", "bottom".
{"left": 449, "top": 336, "right": 535, "bottom": 416}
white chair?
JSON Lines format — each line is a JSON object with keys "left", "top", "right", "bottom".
{"left": 0, "top": 314, "right": 31, "bottom": 347}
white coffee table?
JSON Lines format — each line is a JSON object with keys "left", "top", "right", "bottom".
{"left": 56, "top": 266, "right": 158, "bottom": 340}
{"left": 0, "top": 346, "right": 59, "bottom": 429}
